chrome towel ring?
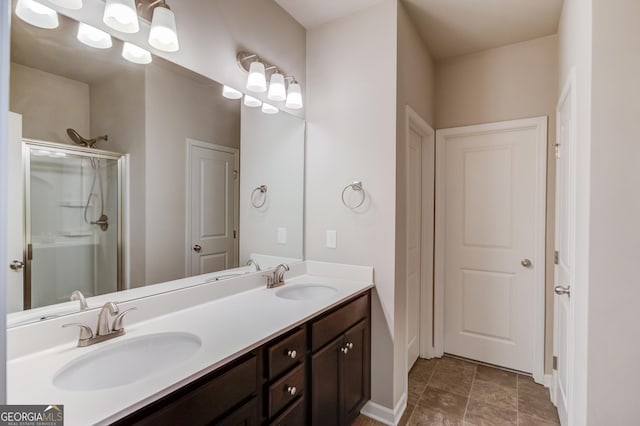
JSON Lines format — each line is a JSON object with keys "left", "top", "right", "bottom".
{"left": 251, "top": 185, "right": 268, "bottom": 208}
{"left": 341, "top": 181, "right": 365, "bottom": 209}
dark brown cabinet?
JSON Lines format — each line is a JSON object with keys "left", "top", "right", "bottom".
{"left": 311, "top": 294, "right": 371, "bottom": 426}
{"left": 115, "top": 290, "right": 371, "bottom": 426}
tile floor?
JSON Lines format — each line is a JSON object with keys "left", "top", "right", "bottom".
{"left": 353, "top": 356, "right": 560, "bottom": 426}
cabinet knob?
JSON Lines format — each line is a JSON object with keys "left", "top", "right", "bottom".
{"left": 346, "top": 342, "right": 354, "bottom": 350}
{"left": 286, "top": 386, "right": 297, "bottom": 396}
{"left": 286, "top": 349, "right": 297, "bottom": 359}
{"left": 341, "top": 347, "right": 349, "bottom": 354}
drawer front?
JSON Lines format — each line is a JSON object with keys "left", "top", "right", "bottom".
{"left": 268, "top": 328, "right": 306, "bottom": 379}
{"left": 269, "top": 397, "right": 305, "bottom": 426}
{"left": 268, "top": 363, "right": 305, "bottom": 418}
{"left": 130, "top": 355, "right": 257, "bottom": 425}
{"left": 311, "top": 292, "right": 369, "bottom": 351}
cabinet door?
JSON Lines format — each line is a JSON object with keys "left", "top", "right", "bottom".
{"left": 311, "top": 336, "right": 342, "bottom": 426}
{"left": 341, "top": 320, "right": 370, "bottom": 424}
{"left": 218, "top": 398, "right": 258, "bottom": 426}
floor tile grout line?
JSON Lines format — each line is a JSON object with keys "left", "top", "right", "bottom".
{"left": 462, "top": 364, "right": 477, "bottom": 423}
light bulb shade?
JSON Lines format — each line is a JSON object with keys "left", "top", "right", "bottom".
{"left": 246, "top": 61, "right": 267, "bottom": 93}
{"left": 149, "top": 6, "right": 179, "bottom": 52}
{"left": 77, "top": 23, "right": 113, "bottom": 49}
{"left": 222, "top": 85, "right": 243, "bottom": 100}
{"left": 103, "top": 0, "right": 139, "bottom": 33}
{"left": 15, "top": 0, "right": 59, "bottom": 29}
{"left": 122, "top": 42, "right": 152, "bottom": 64}
{"left": 49, "top": 0, "right": 82, "bottom": 9}
{"left": 285, "top": 82, "right": 303, "bottom": 109}
{"left": 243, "top": 95, "right": 262, "bottom": 108}
{"left": 261, "top": 103, "right": 279, "bottom": 115}
{"left": 267, "top": 73, "right": 286, "bottom": 102}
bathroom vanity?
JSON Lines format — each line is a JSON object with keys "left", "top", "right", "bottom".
{"left": 6, "top": 261, "right": 373, "bottom": 425}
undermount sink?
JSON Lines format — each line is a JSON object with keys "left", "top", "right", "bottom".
{"left": 53, "top": 332, "right": 202, "bottom": 391}
{"left": 275, "top": 284, "right": 338, "bottom": 300}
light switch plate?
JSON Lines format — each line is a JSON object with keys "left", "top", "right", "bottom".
{"left": 326, "top": 230, "right": 337, "bottom": 249}
{"left": 277, "top": 227, "right": 287, "bottom": 244}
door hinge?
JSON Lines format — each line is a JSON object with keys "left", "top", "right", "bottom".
{"left": 233, "top": 230, "right": 237, "bottom": 239}
{"left": 554, "top": 250, "right": 559, "bottom": 265}
{"left": 555, "top": 143, "right": 561, "bottom": 159}
{"left": 233, "top": 170, "right": 238, "bottom": 180}
{"left": 553, "top": 356, "right": 558, "bottom": 370}
{"left": 27, "top": 243, "right": 33, "bottom": 261}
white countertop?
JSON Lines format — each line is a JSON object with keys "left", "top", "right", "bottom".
{"left": 7, "top": 261, "right": 373, "bottom": 425}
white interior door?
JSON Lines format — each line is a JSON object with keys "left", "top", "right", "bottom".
{"left": 553, "top": 70, "right": 576, "bottom": 426}
{"left": 438, "top": 117, "right": 546, "bottom": 373}
{"left": 7, "top": 112, "right": 24, "bottom": 313}
{"left": 188, "top": 141, "right": 238, "bottom": 276}
{"left": 405, "top": 107, "right": 435, "bottom": 371}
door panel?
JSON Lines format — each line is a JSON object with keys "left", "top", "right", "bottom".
{"left": 311, "top": 337, "right": 340, "bottom": 426}
{"left": 7, "top": 112, "right": 24, "bottom": 313}
{"left": 342, "top": 321, "right": 367, "bottom": 423}
{"left": 407, "top": 129, "right": 422, "bottom": 369}
{"left": 442, "top": 119, "right": 544, "bottom": 373}
{"left": 189, "top": 143, "right": 237, "bottom": 276}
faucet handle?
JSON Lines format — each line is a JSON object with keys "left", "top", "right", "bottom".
{"left": 63, "top": 323, "right": 94, "bottom": 342}
{"left": 263, "top": 274, "right": 275, "bottom": 287}
{"left": 112, "top": 307, "right": 137, "bottom": 332}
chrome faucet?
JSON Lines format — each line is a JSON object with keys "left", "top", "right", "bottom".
{"left": 70, "top": 290, "right": 88, "bottom": 311}
{"left": 246, "top": 259, "right": 261, "bottom": 271}
{"left": 63, "top": 302, "right": 136, "bottom": 347}
{"left": 265, "top": 263, "right": 289, "bottom": 288}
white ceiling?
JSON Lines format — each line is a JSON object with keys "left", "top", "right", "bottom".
{"left": 275, "top": 0, "right": 564, "bottom": 59}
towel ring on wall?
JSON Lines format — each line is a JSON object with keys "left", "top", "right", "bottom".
{"left": 251, "top": 185, "right": 268, "bottom": 208}
{"left": 341, "top": 181, "right": 365, "bottom": 209}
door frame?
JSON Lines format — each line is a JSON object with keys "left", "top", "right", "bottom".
{"left": 184, "top": 138, "right": 239, "bottom": 277}
{"left": 433, "top": 116, "right": 547, "bottom": 383}
{"left": 403, "top": 105, "right": 436, "bottom": 377}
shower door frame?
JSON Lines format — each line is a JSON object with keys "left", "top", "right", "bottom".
{"left": 22, "top": 138, "right": 126, "bottom": 310}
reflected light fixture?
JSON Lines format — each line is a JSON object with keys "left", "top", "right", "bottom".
{"left": 261, "top": 103, "right": 279, "bottom": 115}
{"left": 237, "top": 51, "right": 303, "bottom": 110}
{"left": 148, "top": 2, "right": 179, "bottom": 52}
{"left": 103, "top": 0, "right": 139, "bottom": 33}
{"left": 267, "top": 72, "right": 286, "bottom": 102}
{"left": 49, "top": 0, "right": 83, "bottom": 9}
{"left": 15, "top": 0, "right": 59, "bottom": 29}
{"left": 122, "top": 42, "right": 152, "bottom": 64}
{"left": 77, "top": 23, "right": 113, "bottom": 49}
{"left": 243, "top": 95, "right": 262, "bottom": 108}
{"left": 285, "top": 81, "right": 303, "bottom": 110}
{"left": 222, "top": 86, "right": 243, "bottom": 100}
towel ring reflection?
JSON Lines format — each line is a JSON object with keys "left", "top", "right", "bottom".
{"left": 251, "top": 185, "right": 268, "bottom": 208}
{"left": 341, "top": 181, "right": 365, "bottom": 209}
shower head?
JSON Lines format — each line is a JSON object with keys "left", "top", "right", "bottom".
{"left": 66, "top": 128, "right": 108, "bottom": 148}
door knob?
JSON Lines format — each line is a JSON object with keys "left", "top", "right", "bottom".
{"left": 521, "top": 258, "right": 532, "bottom": 268}
{"left": 193, "top": 245, "right": 202, "bottom": 253}
{"left": 554, "top": 285, "right": 571, "bottom": 297}
{"left": 9, "top": 260, "right": 25, "bottom": 271}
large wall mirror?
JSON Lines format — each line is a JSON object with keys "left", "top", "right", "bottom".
{"left": 6, "top": 7, "right": 304, "bottom": 326}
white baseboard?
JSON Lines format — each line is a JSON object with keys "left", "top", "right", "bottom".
{"left": 360, "top": 392, "right": 407, "bottom": 426}
{"left": 543, "top": 373, "right": 553, "bottom": 388}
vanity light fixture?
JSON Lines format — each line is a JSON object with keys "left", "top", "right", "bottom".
{"left": 243, "top": 94, "right": 262, "bottom": 108}
{"left": 237, "top": 51, "right": 303, "bottom": 109}
{"left": 261, "top": 103, "right": 279, "bottom": 115}
{"left": 77, "top": 23, "right": 113, "bottom": 49}
{"left": 122, "top": 42, "right": 152, "bottom": 64}
{"left": 148, "top": 1, "right": 179, "bottom": 52}
{"left": 222, "top": 85, "right": 243, "bottom": 100}
{"left": 15, "top": 0, "right": 59, "bottom": 29}
{"left": 49, "top": 0, "right": 83, "bottom": 9}
{"left": 103, "top": 0, "right": 139, "bottom": 33}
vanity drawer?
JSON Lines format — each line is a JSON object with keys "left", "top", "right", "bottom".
{"left": 269, "top": 397, "right": 305, "bottom": 426}
{"left": 312, "top": 293, "right": 369, "bottom": 351}
{"left": 268, "top": 363, "right": 305, "bottom": 418}
{"left": 268, "top": 327, "right": 305, "bottom": 379}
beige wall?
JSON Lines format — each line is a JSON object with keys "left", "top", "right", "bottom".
{"left": 588, "top": 0, "right": 640, "bottom": 423}
{"left": 10, "top": 63, "right": 90, "bottom": 144}
{"left": 557, "top": 0, "right": 592, "bottom": 423}
{"left": 395, "top": 0, "right": 436, "bottom": 406}
{"left": 144, "top": 59, "right": 240, "bottom": 285}
{"left": 435, "top": 35, "right": 558, "bottom": 373}
{"left": 306, "top": 0, "right": 398, "bottom": 410}
{"left": 90, "top": 71, "right": 146, "bottom": 288}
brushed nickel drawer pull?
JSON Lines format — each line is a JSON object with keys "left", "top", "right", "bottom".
{"left": 287, "top": 349, "right": 297, "bottom": 359}
{"left": 286, "top": 386, "right": 297, "bottom": 396}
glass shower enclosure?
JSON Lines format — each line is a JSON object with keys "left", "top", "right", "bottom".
{"left": 23, "top": 140, "right": 125, "bottom": 310}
